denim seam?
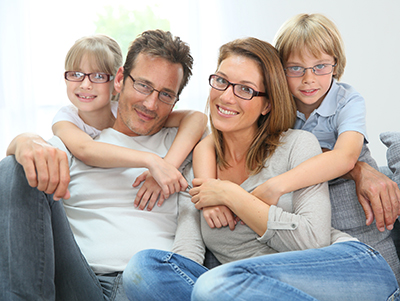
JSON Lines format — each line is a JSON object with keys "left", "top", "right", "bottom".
{"left": 162, "top": 252, "right": 196, "bottom": 287}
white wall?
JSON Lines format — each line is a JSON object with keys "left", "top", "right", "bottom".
{"left": 170, "top": 0, "right": 400, "bottom": 166}
{"left": 1, "top": 0, "right": 399, "bottom": 166}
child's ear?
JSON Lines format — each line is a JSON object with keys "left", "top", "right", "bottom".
{"left": 114, "top": 67, "right": 124, "bottom": 93}
{"left": 261, "top": 100, "right": 271, "bottom": 115}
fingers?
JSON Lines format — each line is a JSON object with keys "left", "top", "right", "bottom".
{"left": 132, "top": 172, "right": 148, "bottom": 188}
{"left": 357, "top": 195, "right": 375, "bottom": 227}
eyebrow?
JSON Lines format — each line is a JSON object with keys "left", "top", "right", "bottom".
{"left": 286, "top": 59, "right": 333, "bottom": 66}
{"left": 215, "top": 71, "right": 260, "bottom": 89}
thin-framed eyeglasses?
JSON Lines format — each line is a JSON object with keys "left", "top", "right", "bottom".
{"left": 64, "top": 71, "right": 114, "bottom": 83}
{"left": 284, "top": 63, "right": 337, "bottom": 78}
{"left": 127, "top": 75, "right": 178, "bottom": 105}
{"left": 209, "top": 74, "right": 267, "bottom": 100}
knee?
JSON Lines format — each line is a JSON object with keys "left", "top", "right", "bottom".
{"left": 123, "top": 249, "right": 166, "bottom": 299}
{"left": 191, "top": 266, "right": 227, "bottom": 301}
{"left": 0, "top": 155, "right": 30, "bottom": 189}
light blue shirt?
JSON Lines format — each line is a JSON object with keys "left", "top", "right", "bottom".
{"left": 294, "top": 79, "right": 368, "bottom": 150}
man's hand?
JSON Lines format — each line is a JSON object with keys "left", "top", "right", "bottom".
{"left": 7, "top": 133, "right": 70, "bottom": 200}
{"left": 346, "top": 161, "right": 400, "bottom": 232}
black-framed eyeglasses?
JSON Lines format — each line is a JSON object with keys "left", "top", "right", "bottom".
{"left": 209, "top": 74, "right": 267, "bottom": 100}
{"left": 64, "top": 71, "right": 114, "bottom": 83}
{"left": 284, "top": 63, "right": 337, "bottom": 78}
{"left": 127, "top": 75, "right": 178, "bottom": 105}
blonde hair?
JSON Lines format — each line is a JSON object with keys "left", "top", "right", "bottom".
{"left": 274, "top": 13, "right": 346, "bottom": 80}
{"left": 65, "top": 34, "right": 123, "bottom": 78}
{"left": 211, "top": 37, "right": 296, "bottom": 175}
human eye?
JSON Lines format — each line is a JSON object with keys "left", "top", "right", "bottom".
{"left": 236, "top": 85, "right": 254, "bottom": 98}
{"left": 94, "top": 73, "right": 106, "bottom": 80}
{"left": 70, "top": 72, "right": 83, "bottom": 79}
{"left": 214, "top": 76, "right": 228, "bottom": 87}
{"left": 314, "top": 64, "right": 327, "bottom": 71}
{"left": 135, "top": 81, "right": 152, "bottom": 93}
{"left": 287, "top": 66, "right": 303, "bottom": 72}
{"left": 159, "top": 91, "right": 175, "bottom": 103}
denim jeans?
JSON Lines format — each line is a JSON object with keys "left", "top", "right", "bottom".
{"left": 0, "top": 156, "right": 128, "bottom": 300}
{"left": 124, "top": 242, "right": 399, "bottom": 301}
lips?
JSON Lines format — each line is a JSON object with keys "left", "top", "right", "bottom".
{"left": 300, "top": 89, "right": 318, "bottom": 96}
{"left": 135, "top": 108, "right": 156, "bottom": 121}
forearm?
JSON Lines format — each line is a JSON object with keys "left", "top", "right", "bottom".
{"left": 223, "top": 185, "right": 270, "bottom": 236}
{"left": 164, "top": 111, "right": 207, "bottom": 168}
{"left": 77, "top": 141, "right": 159, "bottom": 170}
{"left": 258, "top": 150, "right": 359, "bottom": 201}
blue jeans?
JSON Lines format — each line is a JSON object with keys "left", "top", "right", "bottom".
{"left": 124, "top": 243, "right": 399, "bottom": 301}
{"left": 0, "top": 156, "right": 128, "bottom": 300}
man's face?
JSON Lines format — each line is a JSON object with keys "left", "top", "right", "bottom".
{"left": 113, "top": 53, "right": 183, "bottom": 136}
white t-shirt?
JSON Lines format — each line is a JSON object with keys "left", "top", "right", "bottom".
{"left": 49, "top": 127, "right": 193, "bottom": 274}
{"left": 52, "top": 101, "right": 118, "bottom": 138}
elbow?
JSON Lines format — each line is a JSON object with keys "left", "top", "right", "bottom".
{"left": 342, "top": 155, "right": 359, "bottom": 174}
{"left": 72, "top": 146, "right": 94, "bottom": 165}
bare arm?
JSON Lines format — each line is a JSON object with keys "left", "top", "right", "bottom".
{"left": 6, "top": 133, "right": 70, "bottom": 200}
{"left": 193, "top": 135, "right": 237, "bottom": 230}
{"left": 252, "top": 131, "right": 364, "bottom": 205}
{"left": 163, "top": 110, "right": 208, "bottom": 168}
{"left": 53, "top": 121, "right": 185, "bottom": 197}
{"left": 193, "top": 134, "right": 217, "bottom": 179}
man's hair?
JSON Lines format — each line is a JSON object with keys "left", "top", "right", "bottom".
{"left": 65, "top": 34, "right": 123, "bottom": 77}
{"left": 123, "top": 30, "right": 193, "bottom": 96}
{"left": 211, "top": 37, "right": 296, "bottom": 175}
{"left": 274, "top": 13, "right": 346, "bottom": 80}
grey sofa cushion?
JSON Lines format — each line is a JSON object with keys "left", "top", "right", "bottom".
{"left": 380, "top": 131, "right": 400, "bottom": 187}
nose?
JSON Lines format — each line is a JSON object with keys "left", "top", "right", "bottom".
{"left": 143, "top": 91, "right": 159, "bottom": 111}
{"left": 80, "top": 76, "right": 92, "bottom": 89}
{"left": 302, "top": 68, "right": 315, "bottom": 84}
{"left": 220, "top": 85, "right": 236, "bottom": 104}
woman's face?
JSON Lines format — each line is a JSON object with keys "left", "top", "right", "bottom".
{"left": 210, "top": 55, "right": 270, "bottom": 136}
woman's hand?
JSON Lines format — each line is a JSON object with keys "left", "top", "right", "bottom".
{"left": 190, "top": 178, "right": 239, "bottom": 209}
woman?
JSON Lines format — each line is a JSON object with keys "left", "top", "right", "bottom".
{"left": 122, "top": 38, "right": 399, "bottom": 300}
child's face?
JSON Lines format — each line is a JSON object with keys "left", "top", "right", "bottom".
{"left": 285, "top": 50, "right": 335, "bottom": 116}
{"left": 65, "top": 54, "right": 115, "bottom": 114}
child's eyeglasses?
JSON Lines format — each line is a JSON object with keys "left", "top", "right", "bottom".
{"left": 64, "top": 71, "right": 114, "bottom": 83}
{"left": 284, "top": 63, "right": 337, "bottom": 78}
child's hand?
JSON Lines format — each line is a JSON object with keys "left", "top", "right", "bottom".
{"left": 133, "top": 171, "right": 165, "bottom": 210}
{"left": 202, "top": 205, "right": 237, "bottom": 230}
{"left": 142, "top": 155, "right": 188, "bottom": 197}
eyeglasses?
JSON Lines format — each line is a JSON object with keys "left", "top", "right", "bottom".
{"left": 209, "top": 74, "right": 267, "bottom": 100}
{"left": 284, "top": 63, "right": 337, "bottom": 78}
{"left": 127, "top": 75, "right": 178, "bottom": 105}
{"left": 64, "top": 71, "right": 114, "bottom": 83}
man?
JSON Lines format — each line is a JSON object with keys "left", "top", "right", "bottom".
{"left": 0, "top": 30, "right": 204, "bottom": 300}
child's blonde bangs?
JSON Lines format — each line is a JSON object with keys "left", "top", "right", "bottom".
{"left": 64, "top": 35, "right": 122, "bottom": 76}
{"left": 275, "top": 14, "right": 346, "bottom": 80}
